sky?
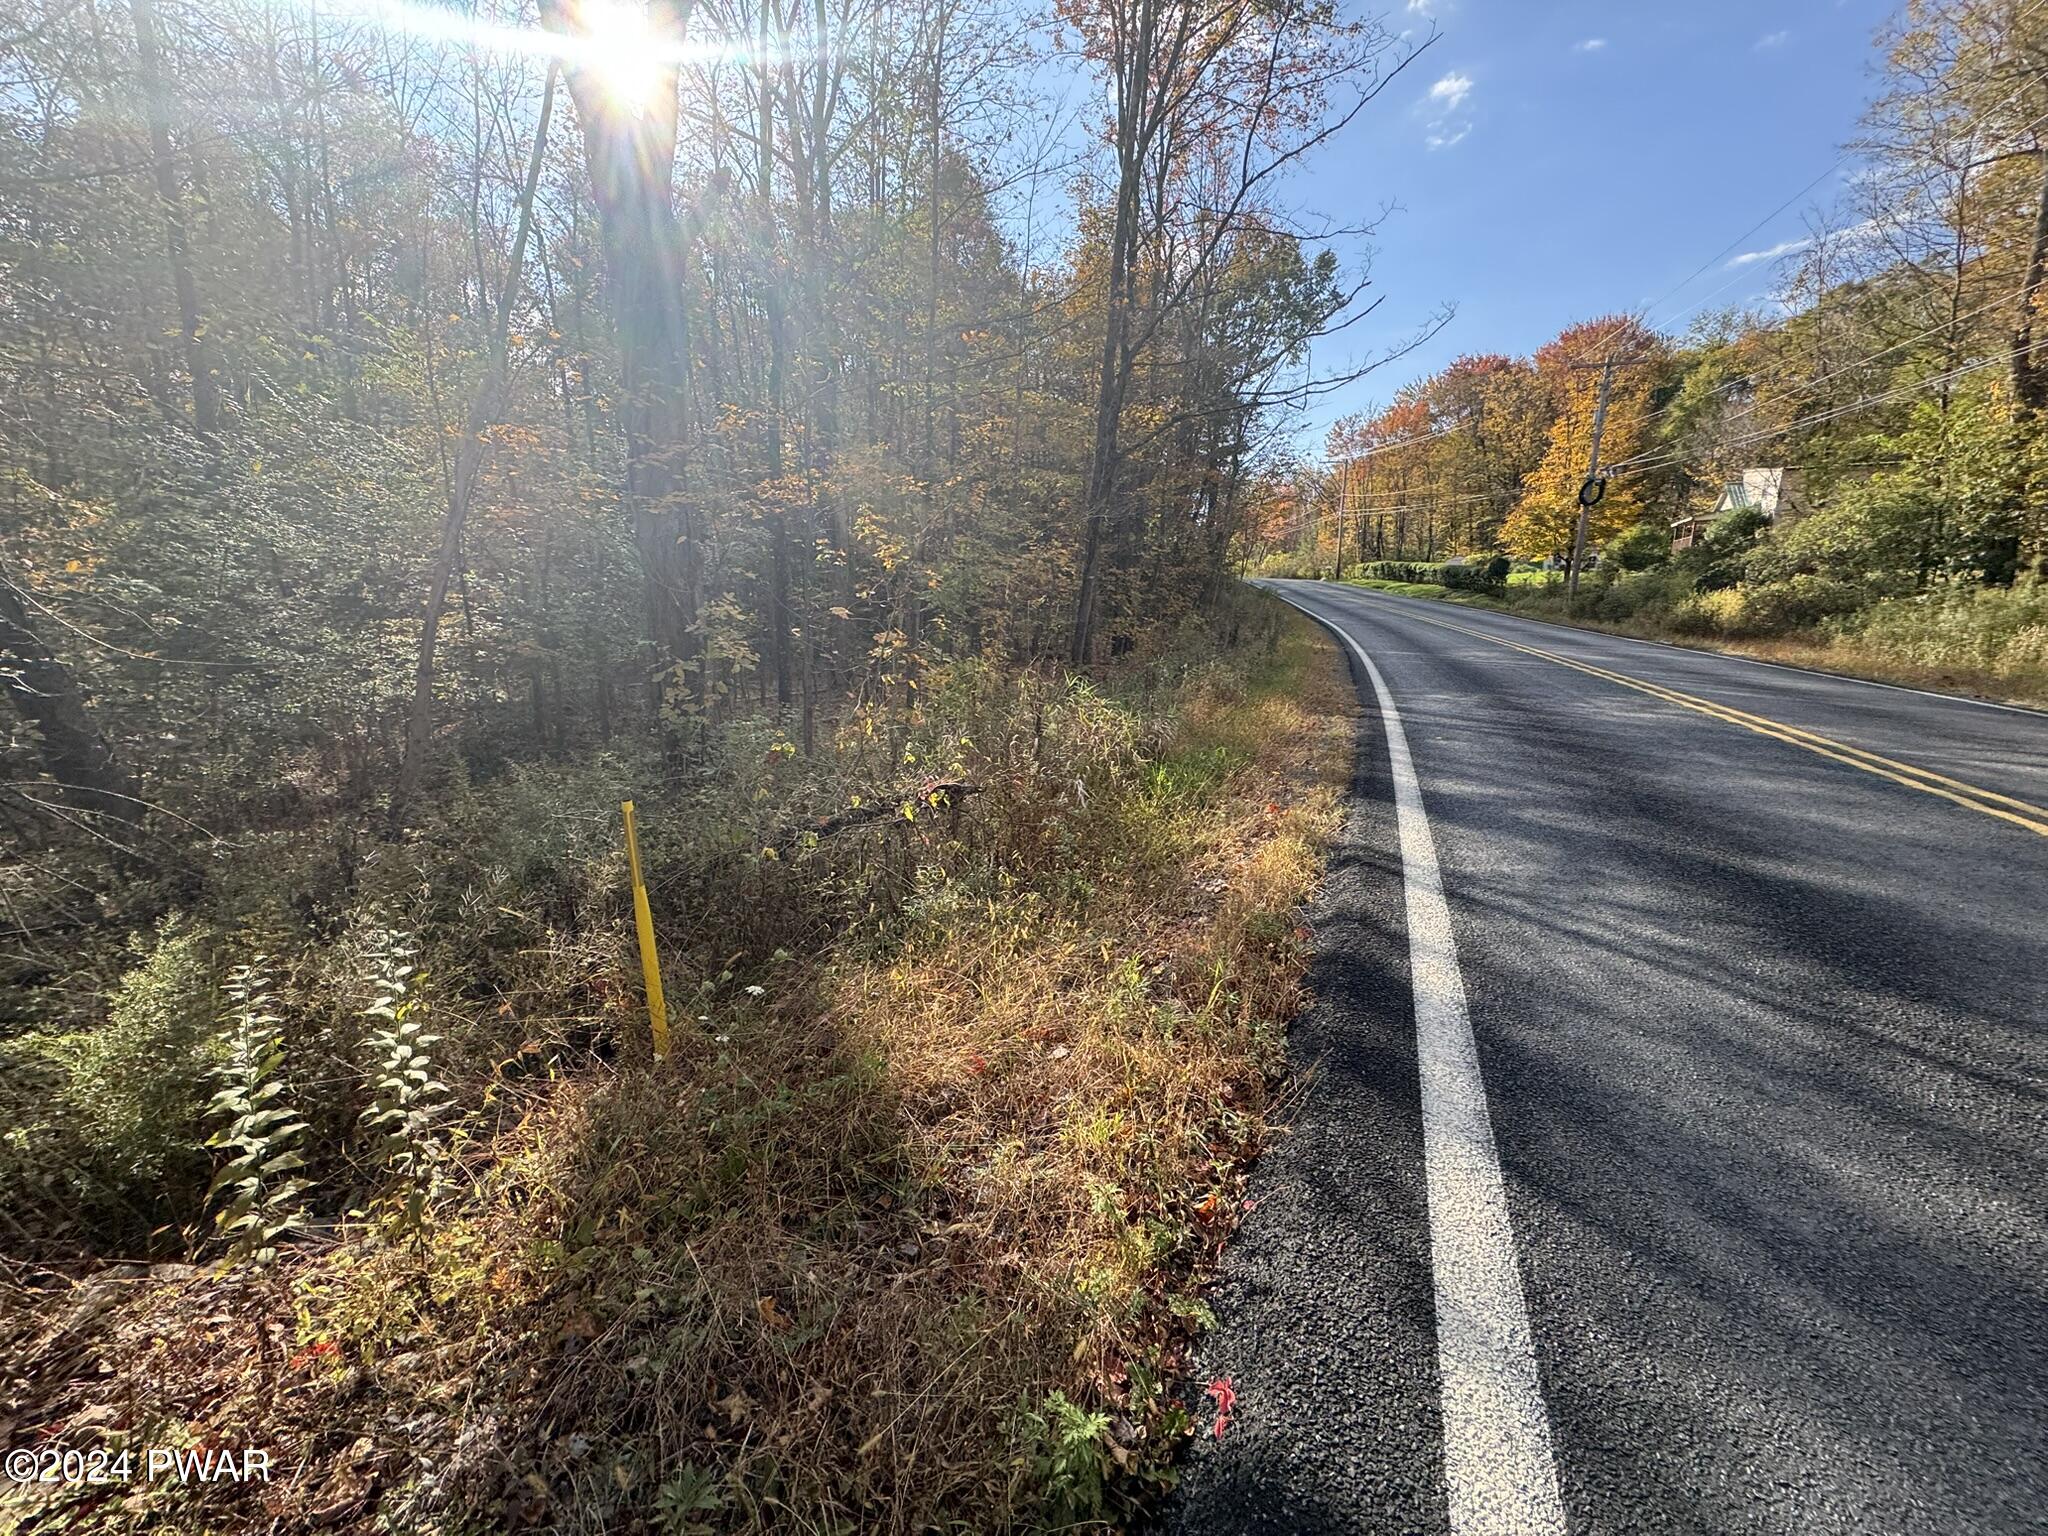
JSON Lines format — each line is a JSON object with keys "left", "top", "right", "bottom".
{"left": 1290, "top": 0, "right": 1901, "bottom": 446}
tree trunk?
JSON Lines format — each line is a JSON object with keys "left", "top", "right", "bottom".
{"left": 131, "top": 0, "right": 218, "bottom": 436}
{"left": 757, "top": 36, "right": 793, "bottom": 706}
{"left": 1070, "top": 153, "right": 1139, "bottom": 666}
{"left": 543, "top": 0, "right": 702, "bottom": 691}
{"left": 0, "top": 581, "right": 141, "bottom": 824}
{"left": 389, "top": 67, "right": 556, "bottom": 832}
{"left": 1070, "top": 0, "right": 1156, "bottom": 666}
{"left": 2012, "top": 148, "right": 2048, "bottom": 415}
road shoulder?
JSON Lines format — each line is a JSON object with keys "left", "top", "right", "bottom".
{"left": 1167, "top": 614, "right": 1450, "bottom": 1535}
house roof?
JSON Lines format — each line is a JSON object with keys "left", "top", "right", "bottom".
{"left": 1713, "top": 467, "right": 1799, "bottom": 518}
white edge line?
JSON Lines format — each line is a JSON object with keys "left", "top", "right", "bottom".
{"left": 1267, "top": 579, "right": 2047, "bottom": 718}
{"left": 1264, "top": 584, "right": 1568, "bottom": 1536}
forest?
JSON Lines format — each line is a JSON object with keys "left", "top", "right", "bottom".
{"left": 1252, "top": 0, "right": 2048, "bottom": 703}
{"left": 0, "top": 0, "right": 1395, "bottom": 1527}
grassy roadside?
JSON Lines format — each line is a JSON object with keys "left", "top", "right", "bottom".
{"left": 1331, "top": 576, "right": 2048, "bottom": 710}
{"left": 0, "top": 597, "right": 1353, "bottom": 1536}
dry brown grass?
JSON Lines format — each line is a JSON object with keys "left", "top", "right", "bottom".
{"left": 1647, "top": 631, "right": 2048, "bottom": 708}
{"left": 0, "top": 602, "right": 1353, "bottom": 1536}
{"left": 1438, "top": 584, "right": 2048, "bottom": 710}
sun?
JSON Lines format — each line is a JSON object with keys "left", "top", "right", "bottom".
{"left": 574, "top": 0, "right": 667, "bottom": 116}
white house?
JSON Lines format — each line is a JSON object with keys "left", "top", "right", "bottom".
{"left": 1671, "top": 468, "right": 1809, "bottom": 551}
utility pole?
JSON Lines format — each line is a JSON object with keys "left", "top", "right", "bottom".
{"left": 1566, "top": 353, "right": 1616, "bottom": 612}
{"left": 1333, "top": 456, "right": 1350, "bottom": 580}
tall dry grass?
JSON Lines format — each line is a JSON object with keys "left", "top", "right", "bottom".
{"left": 1827, "top": 581, "right": 2048, "bottom": 699}
{"left": 0, "top": 598, "right": 1352, "bottom": 1536}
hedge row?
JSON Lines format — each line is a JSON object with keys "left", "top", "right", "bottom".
{"left": 1353, "top": 557, "right": 1511, "bottom": 593}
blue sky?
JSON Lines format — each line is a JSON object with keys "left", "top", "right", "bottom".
{"left": 1294, "top": 0, "right": 1899, "bottom": 444}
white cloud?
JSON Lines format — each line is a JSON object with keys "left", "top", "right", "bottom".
{"left": 1402, "top": 1, "right": 1448, "bottom": 37}
{"left": 1421, "top": 70, "right": 1474, "bottom": 149}
{"left": 1755, "top": 29, "right": 1791, "bottom": 50}
{"left": 1726, "top": 218, "right": 1878, "bottom": 269}
{"left": 1728, "top": 235, "right": 1812, "bottom": 268}
{"left": 1573, "top": 37, "right": 1607, "bottom": 53}
{"left": 1428, "top": 71, "right": 1472, "bottom": 110}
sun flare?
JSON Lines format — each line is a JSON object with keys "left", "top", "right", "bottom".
{"left": 574, "top": 0, "right": 667, "bottom": 115}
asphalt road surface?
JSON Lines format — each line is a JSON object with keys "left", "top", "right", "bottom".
{"left": 1169, "top": 580, "right": 2048, "bottom": 1536}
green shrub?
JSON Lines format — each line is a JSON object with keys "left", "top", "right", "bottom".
{"left": 1355, "top": 560, "right": 1436, "bottom": 584}
{"left": 1746, "top": 470, "right": 1973, "bottom": 590}
{"left": 207, "top": 958, "right": 311, "bottom": 1265}
{"left": 1440, "top": 560, "right": 1507, "bottom": 595}
{"left": 1604, "top": 519, "right": 1674, "bottom": 572}
{"left": 1019, "top": 1390, "right": 1115, "bottom": 1528}
{"left": 1665, "top": 576, "right": 1866, "bottom": 638}
{"left": 1346, "top": 559, "right": 1507, "bottom": 594}
{"left": 1669, "top": 588, "right": 1745, "bottom": 636}
{"left": 62, "top": 918, "right": 223, "bottom": 1202}
{"left": 1251, "top": 549, "right": 1314, "bottom": 578}
{"left": 1745, "top": 576, "right": 1865, "bottom": 634}
{"left": 1836, "top": 580, "right": 2048, "bottom": 681}
{"left": 358, "top": 927, "right": 453, "bottom": 1240}
{"left": 1585, "top": 565, "right": 1682, "bottom": 622}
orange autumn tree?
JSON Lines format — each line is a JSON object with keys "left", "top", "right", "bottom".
{"left": 1503, "top": 316, "right": 1664, "bottom": 562}
{"left": 1327, "top": 394, "right": 1439, "bottom": 560}
{"left": 1423, "top": 353, "right": 1550, "bottom": 553}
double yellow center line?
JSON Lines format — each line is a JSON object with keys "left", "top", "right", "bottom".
{"left": 1377, "top": 601, "right": 2048, "bottom": 840}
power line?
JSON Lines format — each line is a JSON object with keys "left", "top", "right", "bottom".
{"left": 1593, "top": 72, "right": 2048, "bottom": 449}
{"left": 1608, "top": 346, "right": 2018, "bottom": 480}
{"left": 1562, "top": 0, "right": 2048, "bottom": 371}
{"left": 1306, "top": 10, "right": 2048, "bottom": 541}
{"left": 1623, "top": 273, "right": 2034, "bottom": 448}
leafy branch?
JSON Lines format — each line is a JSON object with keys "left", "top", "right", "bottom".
{"left": 206, "top": 957, "right": 310, "bottom": 1266}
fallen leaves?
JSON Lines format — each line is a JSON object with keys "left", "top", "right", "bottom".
{"left": 1205, "top": 1376, "right": 1237, "bottom": 1440}
{"left": 287, "top": 1339, "right": 339, "bottom": 1371}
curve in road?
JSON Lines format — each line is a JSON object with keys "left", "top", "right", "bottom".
{"left": 1170, "top": 580, "right": 2048, "bottom": 1536}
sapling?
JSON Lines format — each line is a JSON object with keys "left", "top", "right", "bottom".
{"left": 207, "top": 957, "right": 310, "bottom": 1265}
{"left": 357, "top": 928, "right": 451, "bottom": 1242}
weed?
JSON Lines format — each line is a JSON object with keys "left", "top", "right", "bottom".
{"left": 654, "top": 1464, "right": 730, "bottom": 1535}
{"left": 358, "top": 927, "right": 453, "bottom": 1241}
{"left": 1019, "top": 1390, "right": 1116, "bottom": 1529}
{"left": 3, "top": 597, "right": 1351, "bottom": 1535}
{"left": 206, "top": 958, "right": 311, "bottom": 1265}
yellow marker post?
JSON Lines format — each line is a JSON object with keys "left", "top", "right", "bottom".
{"left": 621, "top": 800, "right": 670, "bottom": 1060}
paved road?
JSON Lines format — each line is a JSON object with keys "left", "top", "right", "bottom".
{"left": 1171, "top": 581, "right": 2048, "bottom": 1536}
